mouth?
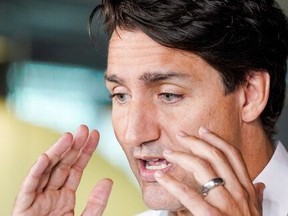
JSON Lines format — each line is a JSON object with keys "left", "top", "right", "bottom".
{"left": 145, "top": 158, "right": 171, "bottom": 170}
{"left": 138, "top": 157, "right": 173, "bottom": 182}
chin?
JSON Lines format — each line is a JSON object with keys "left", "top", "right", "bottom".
{"left": 141, "top": 182, "right": 183, "bottom": 211}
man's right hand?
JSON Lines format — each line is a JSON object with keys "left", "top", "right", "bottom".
{"left": 11, "top": 125, "right": 113, "bottom": 216}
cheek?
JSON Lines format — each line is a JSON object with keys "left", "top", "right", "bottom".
{"left": 195, "top": 101, "right": 241, "bottom": 145}
{"left": 160, "top": 106, "right": 210, "bottom": 137}
{"left": 161, "top": 99, "right": 241, "bottom": 146}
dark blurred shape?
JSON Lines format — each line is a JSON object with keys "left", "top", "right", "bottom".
{"left": 0, "top": 63, "right": 9, "bottom": 97}
{"left": 276, "top": 101, "right": 288, "bottom": 149}
{"left": 0, "top": 0, "right": 106, "bottom": 69}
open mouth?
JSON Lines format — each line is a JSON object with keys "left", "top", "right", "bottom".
{"left": 138, "top": 158, "right": 173, "bottom": 181}
{"left": 145, "top": 158, "right": 171, "bottom": 170}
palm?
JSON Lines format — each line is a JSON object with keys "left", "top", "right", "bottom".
{"left": 23, "top": 189, "right": 76, "bottom": 215}
{"left": 12, "top": 126, "right": 112, "bottom": 216}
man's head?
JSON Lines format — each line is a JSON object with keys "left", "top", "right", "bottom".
{"left": 91, "top": 0, "right": 288, "bottom": 212}
{"left": 92, "top": 0, "right": 288, "bottom": 139}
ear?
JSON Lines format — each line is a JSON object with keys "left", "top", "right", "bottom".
{"left": 241, "top": 71, "right": 270, "bottom": 123}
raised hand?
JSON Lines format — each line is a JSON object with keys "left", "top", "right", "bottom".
{"left": 154, "top": 126, "right": 264, "bottom": 215}
{"left": 12, "top": 125, "right": 113, "bottom": 216}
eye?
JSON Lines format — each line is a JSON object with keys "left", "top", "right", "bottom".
{"left": 109, "top": 93, "right": 129, "bottom": 104}
{"left": 159, "top": 93, "right": 183, "bottom": 103}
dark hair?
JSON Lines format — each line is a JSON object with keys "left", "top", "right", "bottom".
{"left": 90, "top": 0, "right": 288, "bottom": 139}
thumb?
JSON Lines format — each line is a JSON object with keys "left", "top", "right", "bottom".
{"left": 81, "top": 178, "right": 113, "bottom": 216}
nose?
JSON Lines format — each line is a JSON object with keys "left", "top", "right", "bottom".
{"left": 124, "top": 100, "right": 160, "bottom": 145}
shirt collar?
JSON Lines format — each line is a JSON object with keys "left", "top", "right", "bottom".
{"left": 253, "top": 141, "right": 288, "bottom": 216}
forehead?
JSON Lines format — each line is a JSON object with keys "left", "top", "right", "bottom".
{"left": 108, "top": 29, "right": 172, "bottom": 65}
{"left": 109, "top": 30, "right": 160, "bottom": 47}
{"left": 107, "top": 29, "right": 220, "bottom": 84}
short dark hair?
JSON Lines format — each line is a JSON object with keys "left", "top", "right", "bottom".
{"left": 90, "top": 0, "right": 288, "bottom": 139}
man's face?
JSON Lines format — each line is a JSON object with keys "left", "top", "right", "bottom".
{"left": 106, "top": 29, "right": 243, "bottom": 211}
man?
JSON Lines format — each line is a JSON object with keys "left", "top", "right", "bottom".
{"left": 12, "top": 0, "right": 288, "bottom": 215}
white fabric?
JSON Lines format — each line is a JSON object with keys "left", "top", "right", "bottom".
{"left": 136, "top": 210, "right": 168, "bottom": 216}
{"left": 253, "top": 141, "right": 288, "bottom": 216}
{"left": 136, "top": 141, "right": 288, "bottom": 216}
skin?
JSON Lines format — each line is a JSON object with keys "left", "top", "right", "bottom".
{"left": 11, "top": 125, "right": 113, "bottom": 216}
{"left": 106, "top": 29, "right": 272, "bottom": 215}
{"left": 12, "top": 29, "right": 273, "bottom": 215}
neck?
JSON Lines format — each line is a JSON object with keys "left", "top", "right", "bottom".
{"left": 240, "top": 121, "right": 274, "bottom": 180}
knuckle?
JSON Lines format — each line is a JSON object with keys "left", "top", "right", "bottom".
{"left": 72, "top": 162, "right": 84, "bottom": 172}
{"left": 228, "top": 145, "right": 242, "bottom": 158}
{"left": 57, "top": 161, "right": 71, "bottom": 172}
{"left": 210, "top": 147, "right": 226, "bottom": 161}
{"left": 177, "top": 183, "right": 191, "bottom": 195}
{"left": 89, "top": 196, "right": 108, "bottom": 209}
{"left": 196, "top": 157, "right": 213, "bottom": 171}
{"left": 234, "top": 187, "right": 250, "bottom": 201}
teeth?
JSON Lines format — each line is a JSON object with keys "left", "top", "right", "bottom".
{"left": 145, "top": 159, "right": 170, "bottom": 170}
{"left": 146, "top": 163, "right": 169, "bottom": 170}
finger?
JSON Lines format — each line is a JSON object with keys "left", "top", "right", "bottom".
{"left": 81, "top": 178, "right": 113, "bottom": 216}
{"left": 176, "top": 133, "right": 247, "bottom": 203}
{"left": 254, "top": 182, "right": 265, "bottom": 204}
{"left": 163, "top": 149, "right": 233, "bottom": 210}
{"left": 13, "top": 154, "right": 49, "bottom": 212}
{"left": 46, "top": 125, "right": 90, "bottom": 190}
{"left": 65, "top": 129, "right": 100, "bottom": 191}
{"left": 198, "top": 127, "right": 256, "bottom": 198}
{"left": 197, "top": 127, "right": 259, "bottom": 213}
{"left": 176, "top": 129, "right": 257, "bottom": 212}
{"left": 36, "top": 132, "right": 74, "bottom": 192}
{"left": 45, "top": 132, "right": 74, "bottom": 166}
{"left": 154, "top": 170, "right": 221, "bottom": 215}
{"left": 163, "top": 149, "right": 220, "bottom": 185}
{"left": 254, "top": 182, "right": 265, "bottom": 214}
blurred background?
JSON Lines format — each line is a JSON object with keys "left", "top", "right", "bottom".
{"left": 0, "top": 0, "right": 287, "bottom": 215}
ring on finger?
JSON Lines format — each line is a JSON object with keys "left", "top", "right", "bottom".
{"left": 201, "top": 177, "right": 225, "bottom": 196}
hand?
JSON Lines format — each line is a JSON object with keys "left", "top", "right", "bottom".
{"left": 154, "top": 126, "right": 264, "bottom": 215}
{"left": 12, "top": 125, "right": 113, "bottom": 216}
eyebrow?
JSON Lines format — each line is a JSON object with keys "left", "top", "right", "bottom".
{"left": 105, "top": 72, "right": 188, "bottom": 85}
{"left": 104, "top": 74, "right": 125, "bottom": 85}
{"left": 139, "top": 72, "right": 188, "bottom": 84}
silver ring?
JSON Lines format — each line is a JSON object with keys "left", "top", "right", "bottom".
{"left": 201, "top": 177, "right": 225, "bottom": 196}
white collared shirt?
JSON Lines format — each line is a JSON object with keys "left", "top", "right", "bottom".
{"left": 137, "top": 141, "right": 288, "bottom": 216}
{"left": 253, "top": 141, "right": 288, "bottom": 216}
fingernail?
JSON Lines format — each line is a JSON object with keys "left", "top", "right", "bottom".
{"left": 199, "top": 126, "right": 210, "bottom": 134}
{"left": 154, "top": 170, "right": 164, "bottom": 178}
